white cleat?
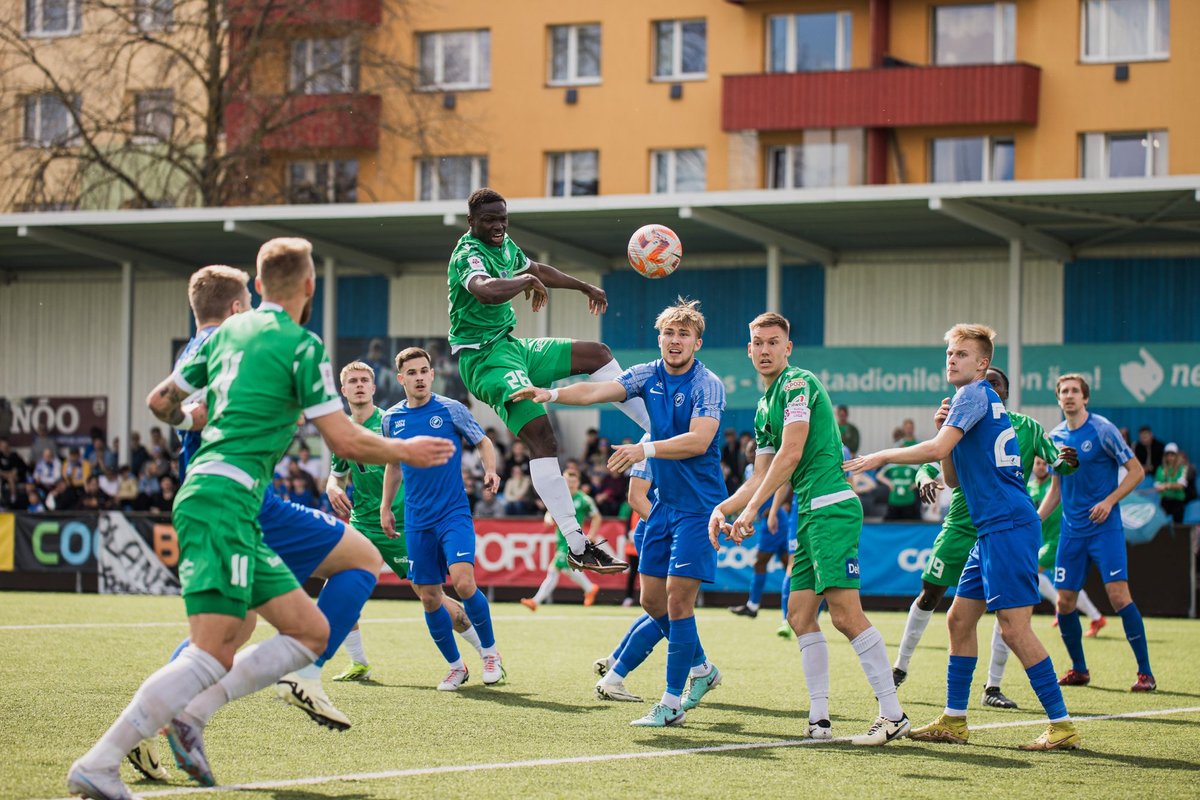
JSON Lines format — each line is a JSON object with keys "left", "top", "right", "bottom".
{"left": 164, "top": 712, "right": 215, "bottom": 787}
{"left": 593, "top": 656, "right": 614, "bottom": 677}
{"left": 67, "top": 760, "right": 135, "bottom": 800}
{"left": 851, "top": 714, "right": 911, "bottom": 746}
{"left": 275, "top": 673, "right": 351, "bottom": 731}
{"left": 595, "top": 677, "right": 643, "bottom": 702}
{"left": 126, "top": 739, "right": 168, "bottom": 781}
{"left": 437, "top": 665, "right": 470, "bottom": 691}
{"left": 482, "top": 652, "right": 506, "bottom": 685}
{"left": 807, "top": 719, "right": 833, "bottom": 740}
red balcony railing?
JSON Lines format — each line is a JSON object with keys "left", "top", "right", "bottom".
{"left": 227, "top": 0, "right": 381, "bottom": 28}
{"left": 225, "top": 94, "right": 381, "bottom": 152}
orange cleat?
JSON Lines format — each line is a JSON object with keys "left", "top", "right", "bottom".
{"left": 520, "top": 598, "right": 538, "bottom": 612}
{"left": 1084, "top": 616, "right": 1107, "bottom": 637}
{"left": 584, "top": 585, "right": 599, "bottom": 607}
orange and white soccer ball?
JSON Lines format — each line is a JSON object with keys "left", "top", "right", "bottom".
{"left": 627, "top": 224, "right": 682, "bottom": 279}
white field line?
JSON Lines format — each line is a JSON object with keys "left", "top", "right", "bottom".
{"left": 0, "top": 614, "right": 646, "bottom": 631}
{"left": 47, "top": 705, "right": 1200, "bottom": 799}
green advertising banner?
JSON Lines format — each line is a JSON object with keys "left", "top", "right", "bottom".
{"left": 613, "top": 343, "right": 1200, "bottom": 409}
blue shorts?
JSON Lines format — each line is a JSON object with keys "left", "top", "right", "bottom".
{"left": 638, "top": 501, "right": 717, "bottom": 583}
{"left": 631, "top": 519, "right": 647, "bottom": 554}
{"left": 956, "top": 522, "right": 1041, "bottom": 611}
{"left": 1053, "top": 530, "right": 1128, "bottom": 591}
{"left": 258, "top": 491, "right": 345, "bottom": 584}
{"left": 408, "top": 510, "right": 476, "bottom": 586}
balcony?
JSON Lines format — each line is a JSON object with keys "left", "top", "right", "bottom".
{"left": 722, "top": 63, "right": 1040, "bottom": 131}
{"left": 227, "top": 0, "right": 381, "bottom": 28}
{"left": 225, "top": 94, "right": 381, "bottom": 152}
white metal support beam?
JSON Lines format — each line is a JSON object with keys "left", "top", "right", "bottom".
{"left": 223, "top": 220, "right": 400, "bottom": 275}
{"left": 320, "top": 255, "right": 337, "bottom": 473}
{"left": 766, "top": 245, "right": 781, "bottom": 313}
{"left": 1007, "top": 239, "right": 1023, "bottom": 411}
{"left": 117, "top": 261, "right": 134, "bottom": 466}
{"left": 678, "top": 206, "right": 836, "bottom": 267}
{"left": 929, "top": 198, "right": 1073, "bottom": 262}
{"left": 16, "top": 226, "right": 192, "bottom": 272}
{"left": 535, "top": 250, "right": 552, "bottom": 338}
{"left": 442, "top": 214, "right": 611, "bottom": 271}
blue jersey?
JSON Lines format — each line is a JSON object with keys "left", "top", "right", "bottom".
{"left": 617, "top": 358, "right": 727, "bottom": 511}
{"left": 172, "top": 325, "right": 219, "bottom": 484}
{"left": 1050, "top": 412, "right": 1134, "bottom": 539}
{"left": 944, "top": 379, "right": 1038, "bottom": 536}
{"left": 382, "top": 393, "right": 484, "bottom": 530}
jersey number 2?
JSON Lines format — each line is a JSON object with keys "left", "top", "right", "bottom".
{"left": 991, "top": 403, "right": 1019, "bottom": 469}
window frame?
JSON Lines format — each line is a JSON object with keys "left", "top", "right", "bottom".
{"left": 24, "top": 0, "right": 82, "bottom": 37}
{"left": 415, "top": 155, "right": 489, "bottom": 202}
{"left": 928, "top": 135, "right": 1016, "bottom": 183}
{"left": 1080, "top": 0, "right": 1169, "bottom": 63}
{"left": 765, "top": 11, "right": 853, "bottom": 73}
{"left": 1079, "top": 130, "right": 1168, "bottom": 179}
{"left": 545, "top": 150, "right": 600, "bottom": 197}
{"left": 287, "top": 159, "right": 359, "bottom": 205}
{"left": 132, "top": 89, "right": 174, "bottom": 143}
{"left": 766, "top": 129, "right": 866, "bottom": 189}
{"left": 931, "top": 2, "right": 1016, "bottom": 66}
{"left": 548, "top": 23, "right": 602, "bottom": 86}
{"left": 289, "top": 37, "right": 360, "bottom": 95}
{"left": 134, "top": 0, "right": 173, "bottom": 33}
{"left": 23, "top": 93, "right": 82, "bottom": 148}
{"left": 652, "top": 18, "right": 707, "bottom": 82}
{"left": 417, "top": 30, "right": 492, "bottom": 91}
{"left": 649, "top": 148, "right": 706, "bottom": 194}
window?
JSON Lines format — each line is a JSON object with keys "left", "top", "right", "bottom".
{"left": 767, "top": 12, "right": 852, "bottom": 73}
{"left": 546, "top": 151, "right": 599, "bottom": 197}
{"left": 549, "top": 24, "right": 601, "bottom": 85}
{"left": 1083, "top": 0, "right": 1168, "bottom": 62}
{"left": 23, "top": 94, "right": 80, "bottom": 147}
{"left": 290, "top": 38, "right": 359, "bottom": 94}
{"left": 768, "top": 130, "right": 865, "bottom": 189}
{"left": 930, "top": 136, "right": 1014, "bottom": 182}
{"left": 1081, "top": 131, "right": 1167, "bottom": 178}
{"left": 133, "top": 90, "right": 173, "bottom": 141}
{"left": 418, "top": 30, "right": 491, "bottom": 90}
{"left": 288, "top": 160, "right": 358, "bottom": 204}
{"left": 25, "top": 0, "right": 82, "bottom": 36}
{"left": 417, "top": 156, "right": 488, "bottom": 201}
{"left": 933, "top": 3, "right": 1015, "bottom": 65}
{"left": 653, "top": 19, "right": 706, "bottom": 80}
{"left": 134, "top": 0, "right": 172, "bottom": 32}
{"left": 651, "top": 148, "right": 705, "bottom": 193}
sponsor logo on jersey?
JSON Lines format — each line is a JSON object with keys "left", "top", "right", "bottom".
{"left": 674, "top": 393, "right": 685, "bottom": 406}
{"left": 430, "top": 415, "right": 444, "bottom": 429}
{"left": 783, "top": 401, "right": 811, "bottom": 425}
{"left": 845, "top": 557, "right": 860, "bottom": 579}
{"left": 467, "top": 256, "right": 484, "bottom": 271}
{"left": 319, "top": 362, "right": 337, "bottom": 397}
{"left": 391, "top": 419, "right": 406, "bottom": 433}
{"left": 784, "top": 378, "right": 807, "bottom": 391}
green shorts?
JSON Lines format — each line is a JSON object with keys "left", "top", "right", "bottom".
{"left": 458, "top": 335, "right": 574, "bottom": 435}
{"left": 790, "top": 493, "right": 863, "bottom": 595}
{"left": 921, "top": 521, "right": 978, "bottom": 587}
{"left": 360, "top": 525, "right": 410, "bottom": 579}
{"left": 174, "top": 475, "right": 299, "bottom": 618}
{"left": 1038, "top": 534, "right": 1059, "bottom": 571}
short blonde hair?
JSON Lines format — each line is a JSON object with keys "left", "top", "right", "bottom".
{"left": 187, "top": 265, "right": 249, "bottom": 323}
{"left": 655, "top": 297, "right": 705, "bottom": 337}
{"left": 256, "top": 237, "right": 313, "bottom": 296}
{"left": 749, "top": 312, "right": 790, "bottom": 336}
{"left": 1055, "top": 373, "right": 1091, "bottom": 400}
{"left": 944, "top": 323, "right": 996, "bottom": 362}
{"left": 339, "top": 360, "right": 376, "bottom": 385}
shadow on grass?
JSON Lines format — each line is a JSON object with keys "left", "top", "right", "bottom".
{"left": 244, "top": 791, "right": 375, "bottom": 800}
{"left": 452, "top": 687, "right": 606, "bottom": 714}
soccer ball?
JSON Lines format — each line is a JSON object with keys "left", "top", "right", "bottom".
{"left": 627, "top": 224, "right": 682, "bottom": 279}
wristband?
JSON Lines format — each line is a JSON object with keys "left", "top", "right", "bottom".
{"left": 643, "top": 441, "right": 656, "bottom": 459}
{"left": 176, "top": 408, "right": 195, "bottom": 430}
{"left": 547, "top": 388, "right": 560, "bottom": 403}
{"left": 1051, "top": 454, "right": 1064, "bottom": 469}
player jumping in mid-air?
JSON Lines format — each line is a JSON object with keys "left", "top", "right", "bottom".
{"left": 847, "top": 323, "right": 1079, "bottom": 751}
{"left": 449, "top": 187, "right": 650, "bottom": 574}
{"left": 713, "top": 312, "right": 908, "bottom": 746}
{"left": 521, "top": 465, "right": 602, "bottom": 611}
{"left": 382, "top": 347, "right": 505, "bottom": 690}
{"left": 1040, "top": 373, "right": 1154, "bottom": 691}
{"left": 513, "top": 298, "right": 725, "bottom": 727}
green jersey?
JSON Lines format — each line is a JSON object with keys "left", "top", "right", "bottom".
{"left": 881, "top": 463, "right": 918, "bottom": 506}
{"left": 1027, "top": 473, "right": 1061, "bottom": 541}
{"left": 447, "top": 232, "right": 530, "bottom": 350}
{"left": 919, "top": 409, "right": 1076, "bottom": 532}
{"left": 330, "top": 407, "right": 404, "bottom": 534}
{"left": 1155, "top": 463, "right": 1186, "bottom": 501}
{"left": 754, "top": 366, "right": 850, "bottom": 509}
{"left": 175, "top": 303, "right": 341, "bottom": 493}
{"left": 555, "top": 491, "right": 598, "bottom": 552}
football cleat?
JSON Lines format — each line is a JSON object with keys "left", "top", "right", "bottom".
{"left": 892, "top": 667, "right": 908, "bottom": 687}
{"left": 482, "top": 653, "right": 506, "bottom": 685}
{"left": 164, "top": 712, "right": 215, "bottom": 787}
{"left": 776, "top": 621, "right": 793, "bottom": 639}
{"left": 569, "top": 540, "right": 628, "bottom": 574}
{"left": 127, "top": 739, "right": 168, "bottom": 781}
{"left": 519, "top": 598, "right": 538, "bottom": 612}
{"left": 1018, "top": 721, "right": 1082, "bottom": 751}
{"left": 807, "top": 719, "right": 833, "bottom": 740}
{"left": 1085, "top": 616, "right": 1107, "bottom": 637}
{"left": 595, "top": 677, "right": 643, "bottom": 702}
{"left": 681, "top": 665, "right": 722, "bottom": 711}
{"left": 851, "top": 714, "right": 911, "bottom": 746}
{"left": 728, "top": 604, "right": 758, "bottom": 619}
{"left": 437, "top": 665, "right": 469, "bottom": 691}
{"left": 332, "top": 661, "right": 372, "bottom": 682}
{"left": 584, "top": 585, "right": 600, "bottom": 607}
{"left": 1130, "top": 673, "right": 1157, "bottom": 692}
{"left": 67, "top": 760, "right": 135, "bottom": 800}
{"left": 630, "top": 703, "right": 686, "bottom": 727}
{"left": 1058, "top": 669, "right": 1091, "bottom": 686}
{"left": 593, "top": 655, "right": 613, "bottom": 677}
{"left": 981, "top": 686, "right": 1019, "bottom": 709}
{"left": 275, "top": 674, "right": 351, "bottom": 731}
{"left": 909, "top": 714, "right": 969, "bottom": 744}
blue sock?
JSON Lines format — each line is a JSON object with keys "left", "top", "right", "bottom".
{"left": 652, "top": 613, "right": 670, "bottom": 637}
{"left": 780, "top": 570, "right": 791, "bottom": 621}
{"left": 424, "top": 605, "right": 461, "bottom": 664}
{"left": 1117, "top": 603, "right": 1152, "bottom": 675}
{"left": 946, "top": 654, "right": 977, "bottom": 714}
{"left": 1058, "top": 611, "right": 1088, "bottom": 673}
{"left": 748, "top": 571, "right": 767, "bottom": 606}
{"left": 816, "top": 598, "right": 827, "bottom": 617}
{"left": 666, "top": 616, "right": 698, "bottom": 697}
{"left": 691, "top": 637, "right": 707, "bottom": 669}
{"left": 315, "top": 568, "right": 377, "bottom": 665}
{"left": 1026, "top": 656, "right": 1069, "bottom": 721}
{"left": 168, "top": 637, "right": 191, "bottom": 663}
{"left": 614, "top": 614, "right": 665, "bottom": 678}
{"left": 612, "top": 613, "right": 647, "bottom": 659}
{"left": 461, "top": 590, "right": 495, "bottom": 649}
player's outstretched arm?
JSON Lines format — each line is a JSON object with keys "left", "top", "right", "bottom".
{"left": 527, "top": 261, "right": 607, "bottom": 315}
{"left": 146, "top": 376, "right": 205, "bottom": 430}
{"left": 509, "top": 380, "right": 627, "bottom": 407}
{"left": 314, "top": 412, "right": 454, "bottom": 468}
{"left": 845, "top": 425, "right": 963, "bottom": 475}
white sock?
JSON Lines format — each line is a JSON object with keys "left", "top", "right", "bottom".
{"left": 184, "top": 635, "right": 317, "bottom": 724}
{"left": 482, "top": 644, "right": 499, "bottom": 658}
{"left": 591, "top": 359, "right": 651, "bottom": 433}
{"left": 1037, "top": 572, "right": 1057, "bottom": 604}
{"left": 1076, "top": 589, "right": 1102, "bottom": 621}
{"left": 344, "top": 629, "right": 368, "bottom": 665}
{"left": 458, "top": 624, "right": 484, "bottom": 658}
{"left": 797, "top": 632, "right": 830, "bottom": 722}
{"left": 529, "top": 458, "right": 585, "bottom": 554}
{"left": 602, "top": 669, "right": 624, "bottom": 687}
{"left": 851, "top": 627, "right": 903, "bottom": 721}
{"left": 448, "top": 657, "right": 465, "bottom": 671}
{"left": 660, "top": 692, "right": 681, "bottom": 710}
{"left": 296, "top": 662, "right": 321, "bottom": 680}
{"left": 566, "top": 568, "right": 594, "bottom": 592}
{"left": 690, "top": 660, "right": 712, "bottom": 678}
{"left": 986, "top": 620, "right": 1009, "bottom": 689}
{"left": 82, "top": 645, "right": 225, "bottom": 768}
{"left": 895, "top": 601, "right": 934, "bottom": 672}
{"left": 533, "top": 567, "right": 560, "bottom": 605}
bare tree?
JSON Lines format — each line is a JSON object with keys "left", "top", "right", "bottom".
{"left": 0, "top": 0, "right": 449, "bottom": 211}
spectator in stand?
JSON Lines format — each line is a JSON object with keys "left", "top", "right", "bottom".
{"left": 836, "top": 404, "right": 861, "bottom": 456}
{"left": 33, "top": 448, "right": 62, "bottom": 491}
{"left": 592, "top": 464, "right": 628, "bottom": 516}
{"left": 148, "top": 426, "right": 174, "bottom": 459}
{"left": 79, "top": 475, "right": 111, "bottom": 510}
{"left": 97, "top": 466, "right": 120, "bottom": 501}
{"left": 474, "top": 484, "right": 506, "bottom": 517}
{"left": 62, "top": 448, "right": 89, "bottom": 488}
{"left": 1134, "top": 425, "right": 1166, "bottom": 475}
{"left": 507, "top": 439, "right": 531, "bottom": 474}
{"left": 502, "top": 464, "right": 533, "bottom": 515}
{"left": 269, "top": 473, "right": 288, "bottom": 499}
{"left": 136, "top": 461, "right": 160, "bottom": 497}
{"left": 295, "top": 445, "right": 323, "bottom": 484}
{"left": 24, "top": 484, "right": 45, "bottom": 513}
{"left": 1154, "top": 443, "right": 1188, "bottom": 524}
{"left": 0, "top": 437, "right": 29, "bottom": 505}
{"left": 29, "top": 424, "right": 57, "bottom": 463}
{"left": 721, "top": 428, "right": 744, "bottom": 491}
{"left": 461, "top": 441, "right": 484, "bottom": 480}
{"left": 148, "top": 475, "right": 177, "bottom": 513}
{"left": 149, "top": 445, "right": 172, "bottom": 479}
{"left": 582, "top": 427, "right": 601, "bottom": 463}
{"left": 878, "top": 459, "right": 921, "bottom": 521}
{"left": 46, "top": 478, "right": 79, "bottom": 511}
{"left": 287, "top": 475, "right": 318, "bottom": 508}
{"left": 128, "top": 431, "right": 150, "bottom": 476}
{"left": 1118, "top": 426, "right": 1133, "bottom": 447}
{"left": 898, "top": 418, "right": 918, "bottom": 447}
{"left": 115, "top": 466, "right": 139, "bottom": 510}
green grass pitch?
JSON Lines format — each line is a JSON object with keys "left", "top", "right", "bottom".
{"left": 2, "top": 592, "right": 1198, "bottom": 799}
